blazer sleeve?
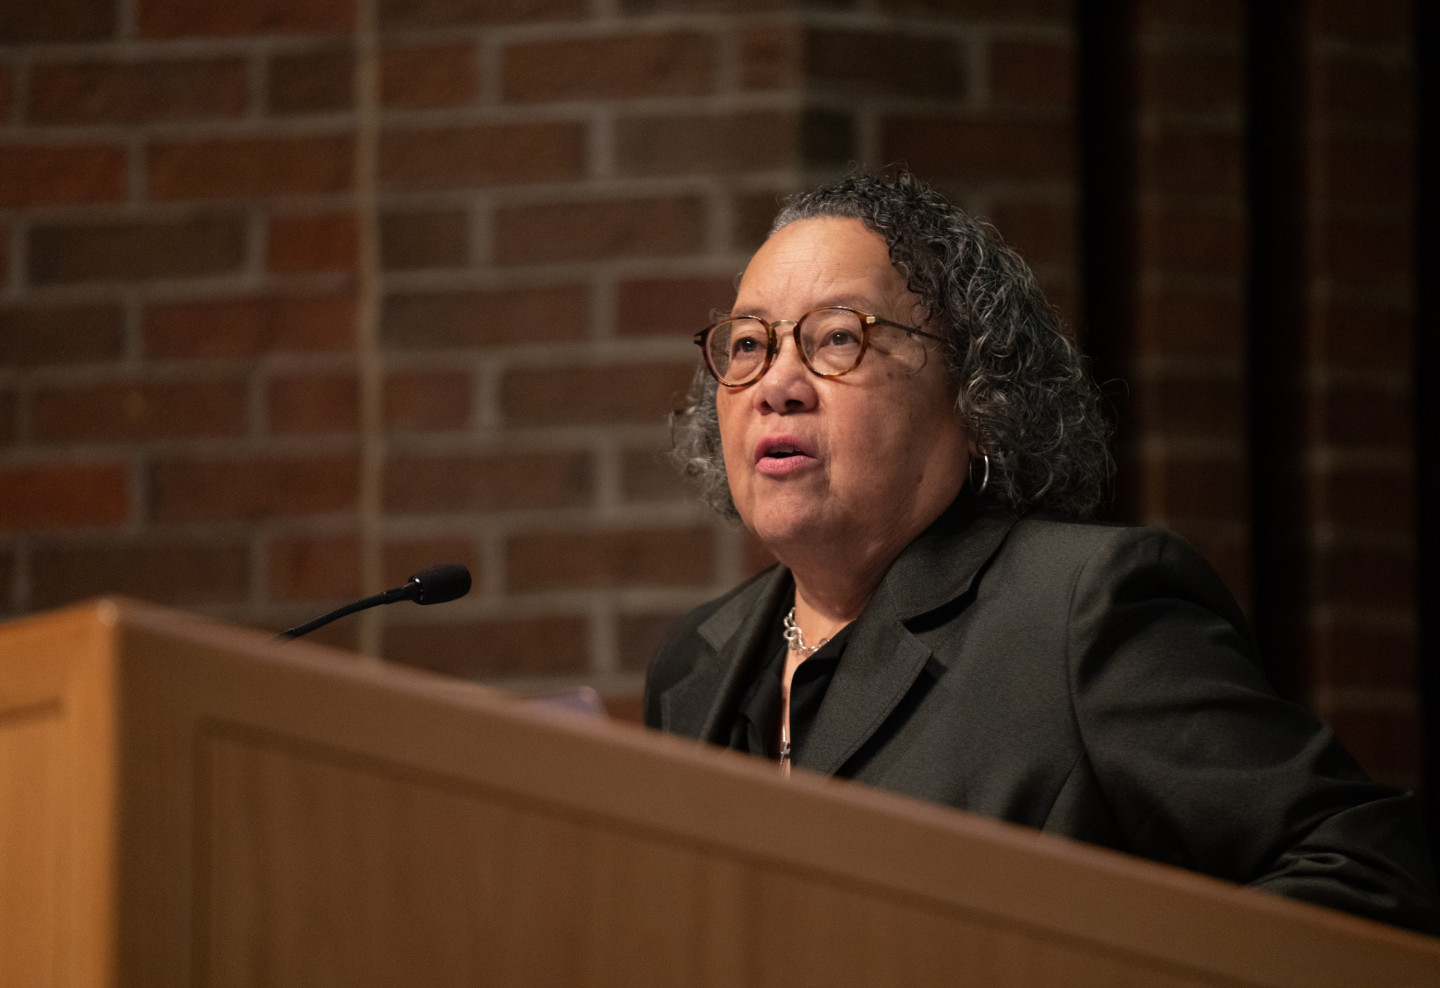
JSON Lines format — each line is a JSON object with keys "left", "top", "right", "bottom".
{"left": 1065, "top": 527, "right": 1440, "bottom": 934}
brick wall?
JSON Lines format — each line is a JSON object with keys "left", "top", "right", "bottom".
{"left": 1296, "top": 0, "right": 1420, "bottom": 783}
{"left": 0, "top": 0, "right": 1083, "bottom": 718}
{"left": 0, "top": 0, "right": 1429, "bottom": 793}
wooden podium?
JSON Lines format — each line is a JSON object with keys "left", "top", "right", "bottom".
{"left": 2, "top": 599, "right": 1438, "bottom": 987}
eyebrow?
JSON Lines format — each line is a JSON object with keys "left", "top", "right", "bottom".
{"left": 731, "top": 295, "right": 883, "bottom": 319}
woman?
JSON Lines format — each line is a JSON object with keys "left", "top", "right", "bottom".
{"left": 645, "top": 171, "right": 1438, "bottom": 933}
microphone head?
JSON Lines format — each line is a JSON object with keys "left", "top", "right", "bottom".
{"left": 406, "top": 563, "right": 471, "bottom": 605}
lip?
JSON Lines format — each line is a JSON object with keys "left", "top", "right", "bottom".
{"left": 754, "top": 435, "right": 818, "bottom": 476}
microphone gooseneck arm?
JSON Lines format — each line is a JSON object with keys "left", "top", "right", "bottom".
{"left": 274, "top": 564, "right": 471, "bottom": 642}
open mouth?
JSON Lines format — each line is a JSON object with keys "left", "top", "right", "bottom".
{"left": 755, "top": 438, "right": 815, "bottom": 474}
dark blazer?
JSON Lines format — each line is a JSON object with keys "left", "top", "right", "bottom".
{"left": 645, "top": 499, "right": 1440, "bottom": 933}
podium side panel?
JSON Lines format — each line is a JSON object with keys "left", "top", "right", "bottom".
{"left": 0, "top": 606, "right": 118, "bottom": 988}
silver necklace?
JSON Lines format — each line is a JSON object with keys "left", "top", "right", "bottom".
{"left": 783, "top": 607, "right": 829, "bottom": 658}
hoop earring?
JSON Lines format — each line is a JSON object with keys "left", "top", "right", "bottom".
{"left": 969, "top": 453, "right": 990, "bottom": 496}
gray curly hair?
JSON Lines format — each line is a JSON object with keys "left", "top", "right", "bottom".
{"left": 670, "top": 170, "right": 1112, "bottom": 519}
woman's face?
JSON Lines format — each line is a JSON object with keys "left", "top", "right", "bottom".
{"left": 718, "top": 217, "right": 971, "bottom": 568}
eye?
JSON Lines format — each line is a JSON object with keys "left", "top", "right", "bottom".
{"left": 822, "top": 329, "right": 861, "bottom": 348}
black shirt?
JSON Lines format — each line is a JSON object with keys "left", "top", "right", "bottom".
{"left": 728, "top": 623, "right": 851, "bottom": 763}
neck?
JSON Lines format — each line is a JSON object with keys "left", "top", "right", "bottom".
{"left": 788, "top": 560, "right": 886, "bottom": 643}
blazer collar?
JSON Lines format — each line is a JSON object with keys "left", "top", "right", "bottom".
{"left": 660, "top": 563, "right": 793, "bottom": 744}
{"left": 801, "top": 498, "right": 1018, "bottom": 774}
{"left": 660, "top": 497, "right": 1021, "bottom": 767}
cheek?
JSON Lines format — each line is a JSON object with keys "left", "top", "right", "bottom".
{"left": 715, "top": 391, "right": 749, "bottom": 481}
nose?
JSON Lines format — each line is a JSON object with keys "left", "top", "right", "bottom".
{"left": 751, "top": 325, "right": 817, "bottom": 414}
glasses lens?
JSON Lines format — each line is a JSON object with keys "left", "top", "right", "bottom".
{"left": 707, "top": 318, "right": 769, "bottom": 384}
{"left": 799, "top": 308, "right": 866, "bottom": 375}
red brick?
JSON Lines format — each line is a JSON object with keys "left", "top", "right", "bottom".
{"left": 0, "top": 144, "right": 127, "bottom": 207}
{"left": 268, "top": 533, "right": 361, "bottom": 599}
{"left": 1319, "top": 382, "right": 1411, "bottom": 448}
{"left": 0, "top": 303, "right": 125, "bottom": 366}
{"left": 879, "top": 0, "right": 1070, "bottom": 18}
{"left": 1319, "top": 218, "right": 1411, "bottom": 285}
{"left": 0, "top": 463, "right": 131, "bottom": 532}
{"left": 382, "top": 286, "right": 587, "bottom": 348}
{"left": 615, "top": 109, "right": 852, "bottom": 177}
{"left": 267, "top": 532, "right": 482, "bottom": 601}
{"left": 494, "top": 197, "right": 705, "bottom": 265}
{"left": 501, "top": 360, "right": 697, "bottom": 427}
{"left": 1319, "top": 464, "right": 1415, "bottom": 530}
{"left": 0, "top": 547, "right": 12, "bottom": 613}
{"left": 1317, "top": 57, "right": 1411, "bottom": 126}
{"left": 0, "top": 387, "right": 14, "bottom": 444}
{"left": 1139, "top": 48, "right": 1243, "bottom": 114}
{"left": 1321, "top": 136, "right": 1414, "bottom": 204}
{"left": 383, "top": 616, "right": 589, "bottom": 679}
{"left": 0, "top": 0, "right": 113, "bottom": 43}
{"left": 145, "top": 293, "right": 354, "bottom": 358}
{"left": 138, "top": 0, "right": 353, "bottom": 38}
{"left": 384, "top": 451, "right": 591, "bottom": 514}
{"left": 32, "top": 379, "right": 248, "bottom": 443}
{"left": 1310, "top": 624, "right": 1418, "bottom": 691}
{"left": 1140, "top": 372, "right": 1246, "bottom": 439}
{"left": 268, "top": 373, "right": 357, "bottom": 434}
{"left": 1316, "top": 543, "right": 1415, "bottom": 611}
{"left": 621, "top": 447, "right": 692, "bottom": 504}
{"left": 1313, "top": 0, "right": 1410, "bottom": 45}
{"left": 506, "top": 526, "right": 713, "bottom": 591}
{"left": 1150, "top": 454, "right": 1248, "bottom": 524}
{"left": 982, "top": 200, "right": 1075, "bottom": 267}
{"left": 31, "top": 541, "right": 249, "bottom": 609}
{"left": 624, "top": 0, "right": 773, "bottom": 11}
{"left": 1314, "top": 300, "right": 1411, "bottom": 368}
{"left": 1143, "top": 129, "right": 1245, "bottom": 195}
{"left": 1135, "top": 0, "right": 1245, "bottom": 31}
{"left": 379, "top": 0, "right": 584, "bottom": 30}
{"left": 1139, "top": 205, "right": 1247, "bottom": 278}
{"left": 29, "top": 216, "right": 245, "bottom": 285}
{"left": 615, "top": 275, "right": 737, "bottom": 338}
{"left": 28, "top": 58, "right": 249, "bottom": 124}
{"left": 881, "top": 116, "right": 1074, "bottom": 183}
{"left": 502, "top": 32, "right": 715, "bottom": 102}
{"left": 152, "top": 454, "right": 358, "bottom": 522}
{"left": 381, "top": 43, "right": 479, "bottom": 108}
{"left": 618, "top": 610, "right": 686, "bottom": 671}
{"left": 379, "top": 121, "right": 585, "bottom": 190}
{"left": 739, "top": 24, "right": 802, "bottom": 90}
{"left": 268, "top": 46, "right": 352, "bottom": 115}
{"left": 385, "top": 371, "right": 471, "bottom": 431}
{"left": 805, "top": 28, "right": 964, "bottom": 99}
{"left": 149, "top": 134, "right": 353, "bottom": 200}
{"left": 990, "top": 40, "right": 1073, "bottom": 107}
{"left": 268, "top": 212, "right": 358, "bottom": 273}
{"left": 1138, "top": 291, "right": 1245, "bottom": 355}
{"left": 732, "top": 191, "right": 785, "bottom": 250}
{"left": 380, "top": 210, "right": 468, "bottom": 270}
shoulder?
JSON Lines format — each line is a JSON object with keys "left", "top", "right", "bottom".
{"left": 979, "top": 515, "right": 1250, "bottom": 640}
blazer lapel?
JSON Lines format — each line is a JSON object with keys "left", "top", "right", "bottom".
{"left": 800, "top": 502, "right": 1021, "bottom": 776}
{"left": 660, "top": 564, "right": 793, "bottom": 744}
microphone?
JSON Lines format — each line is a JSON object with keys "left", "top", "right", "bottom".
{"left": 274, "top": 563, "right": 471, "bottom": 642}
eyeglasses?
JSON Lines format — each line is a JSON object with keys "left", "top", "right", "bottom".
{"left": 693, "top": 306, "right": 947, "bottom": 387}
